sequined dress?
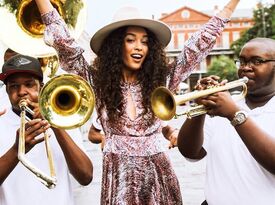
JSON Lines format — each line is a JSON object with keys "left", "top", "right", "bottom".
{"left": 42, "top": 10, "right": 228, "bottom": 205}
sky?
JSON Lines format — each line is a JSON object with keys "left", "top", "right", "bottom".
{"left": 85, "top": 0, "right": 274, "bottom": 35}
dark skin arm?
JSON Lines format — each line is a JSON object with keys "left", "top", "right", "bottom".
{"left": 28, "top": 100, "right": 93, "bottom": 185}
{"left": 178, "top": 76, "right": 223, "bottom": 159}
{"left": 205, "top": 91, "right": 275, "bottom": 174}
{"left": 88, "top": 125, "right": 105, "bottom": 150}
{"left": 178, "top": 76, "right": 275, "bottom": 174}
{"left": 52, "top": 128, "right": 93, "bottom": 185}
{"left": 177, "top": 115, "right": 207, "bottom": 159}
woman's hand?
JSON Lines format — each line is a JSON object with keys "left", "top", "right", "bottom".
{"left": 194, "top": 75, "right": 227, "bottom": 91}
{"left": 162, "top": 125, "right": 179, "bottom": 149}
{"left": 168, "top": 129, "right": 179, "bottom": 149}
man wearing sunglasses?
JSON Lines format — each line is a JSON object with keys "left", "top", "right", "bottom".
{"left": 178, "top": 37, "right": 275, "bottom": 205}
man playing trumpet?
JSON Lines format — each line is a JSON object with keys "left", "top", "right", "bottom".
{"left": 0, "top": 54, "right": 93, "bottom": 205}
{"left": 178, "top": 38, "right": 275, "bottom": 205}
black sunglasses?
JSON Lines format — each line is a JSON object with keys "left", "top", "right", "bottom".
{"left": 235, "top": 58, "right": 275, "bottom": 68}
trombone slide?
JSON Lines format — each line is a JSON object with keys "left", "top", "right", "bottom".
{"left": 19, "top": 100, "right": 57, "bottom": 189}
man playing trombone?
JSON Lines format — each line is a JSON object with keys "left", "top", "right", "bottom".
{"left": 0, "top": 54, "right": 93, "bottom": 205}
{"left": 177, "top": 38, "right": 275, "bottom": 205}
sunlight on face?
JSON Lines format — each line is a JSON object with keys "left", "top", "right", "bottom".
{"left": 122, "top": 26, "right": 149, "bottom": 73}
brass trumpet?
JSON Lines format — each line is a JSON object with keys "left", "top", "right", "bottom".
{"left": 151, "top": 77, "right": 248, "bottom": 120}
{"left": 18, "top": 74, "right": 95, "bottom": 188}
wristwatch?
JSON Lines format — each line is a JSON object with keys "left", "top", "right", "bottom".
{"left": 231, "top": 111, "right": 248, "bottom": 127}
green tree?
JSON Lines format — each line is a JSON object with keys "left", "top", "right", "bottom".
{"left": 207, "top": 55, "right": 238, "bottom": 81}
{"left": 231, "top": 3, "right": 275, "bottom": 56}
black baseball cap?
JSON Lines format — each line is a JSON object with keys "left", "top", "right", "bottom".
{"left": 0, "top": 54, "right": 43, "bottom": 83}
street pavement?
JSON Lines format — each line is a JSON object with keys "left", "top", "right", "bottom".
{"left": 72, "top": 107, "right": 206, "bottom": 205}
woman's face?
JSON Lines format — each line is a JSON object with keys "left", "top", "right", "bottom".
{"left": 122, "top": 26, "right": 149, "bottom": 72}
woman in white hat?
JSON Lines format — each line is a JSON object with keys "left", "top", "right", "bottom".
{"left": 35, "top": 0, "right": 240, "bottom": 204}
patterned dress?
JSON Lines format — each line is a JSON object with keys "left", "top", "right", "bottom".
{"left": 42, "top": 10, "right": 228, "bottom": 205}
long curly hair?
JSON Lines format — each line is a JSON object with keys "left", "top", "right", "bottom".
{"left": 91, "top": 26, "right": 169, "bottom": 124}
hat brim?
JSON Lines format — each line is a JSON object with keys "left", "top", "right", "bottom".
{"left": 0, "top": 69, "right": 42, "bottom": 82}
{"left": 90, "top": 19, "right": 171, "bottom": 54}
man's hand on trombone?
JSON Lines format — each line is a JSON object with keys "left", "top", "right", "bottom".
{"left": 15, "top": 119, "right": 50, "bottom": 153}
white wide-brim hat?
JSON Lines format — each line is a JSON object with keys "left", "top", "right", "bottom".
{"left": 90, "top": 7, "right": 172, "bottom": 55}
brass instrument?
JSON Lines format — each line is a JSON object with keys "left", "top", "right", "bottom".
{"left": 151, "top": 77, "right": 248, "bottom": 120}
{"left": 0, "top": 0, "right": 87, "bottom": 57}
{"left": 39, "top": 55, "right": 59, "bottom": 78}
{"left": 18, "top": 74, "right": 95, "bottom": 188}
{"left": 17, "top": 0, "right": 65, "bottom": 38}
{"left": 19, "top": 100, "right": 57, "bottom": 189}
{"left": 39, "top": 74, "right": 95, "bottom": 129}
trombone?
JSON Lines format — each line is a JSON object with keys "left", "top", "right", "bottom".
{"left": 18, "top": 74, "right": 95, "bottom": 188}
{"left": 151, "top": 77, "right": 248, "bottom": 120}
{"left": 19, "top": 100, "right": 57, "bottom": 189}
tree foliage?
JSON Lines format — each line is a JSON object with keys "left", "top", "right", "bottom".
{"left": 207, "top": 55, "right": 238, "bottom": 81}
{"left": 231, "top": 3, "right": 275, "bottom": 56}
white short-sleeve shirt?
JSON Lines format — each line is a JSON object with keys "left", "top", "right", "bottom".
{"left": 0, "top": 108, "right": 86, "bottom": 205}
{"left": 203, "top": 97, "right": 275, "bottom": 205}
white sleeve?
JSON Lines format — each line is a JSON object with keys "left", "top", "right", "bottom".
{"left": 203, "top": 115, "right": 215, "bottom": 152}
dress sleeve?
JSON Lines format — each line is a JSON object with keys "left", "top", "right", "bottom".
{"left": 167, "top": 16, "right": 230, "bottom": 92}
{"left": 41, "top": 9, "right": 92, "bottom": 84}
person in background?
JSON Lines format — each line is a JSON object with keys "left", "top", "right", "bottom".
{"left": 177, "top": 38, "right": 275, "bottom": 205}
{"left": 0, "top": 54, "right": 93, "bottom": 205}
{"left": 35, "top": 0, "right": 240, "bottom": 203}
{"left": 0, "top": 48, "right": 18, "bottom": 116}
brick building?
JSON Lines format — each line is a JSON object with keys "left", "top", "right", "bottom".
{"left": 160, "top": 6, "right": 254, "bottom": 88}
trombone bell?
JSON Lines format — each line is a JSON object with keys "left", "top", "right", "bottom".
{"left": 39, "top": 74, "right": 95, "bottom": 129}
{"left": 151, "top": 77, "right": 248, "bottom": 120}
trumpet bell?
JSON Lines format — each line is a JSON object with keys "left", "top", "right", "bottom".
{"left": 151, "top": 77, "right": 248, "bottom": 120}
{"left": 0, "top": 0, "right": 87, "bottom": 57}
{"left": 151, "top": 87, "right": 176, "bottom": 121}
{"left": 39, "top": 74, "right": 95, "bottom": 129}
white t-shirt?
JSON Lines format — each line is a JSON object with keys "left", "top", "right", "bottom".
{"left": 0, "top": 108, "right": 86, "bottom": 205}
{"left": 203, "top": 97, "right": 275, "bottom": 205}
{"left": 0, "top": 85, "right": 10, "bottom": 111}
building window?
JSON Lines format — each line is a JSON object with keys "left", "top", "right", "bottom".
{"left": 167, "top": 33, "right": 175, "bottom": 50}
{"left": 222, "top": 32, "right": 230, "bottom": 48}
{"left": 233, "top": 31, "right": 240, "bottom": 41}
{"left": 232, "top": 22, "right": 240, "bottom": 27}
{"left": 177, "top": 33, "right": 185, "bottom": 49}
{"left": 181, "top": 10, "right": 190, "bottom": 19}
